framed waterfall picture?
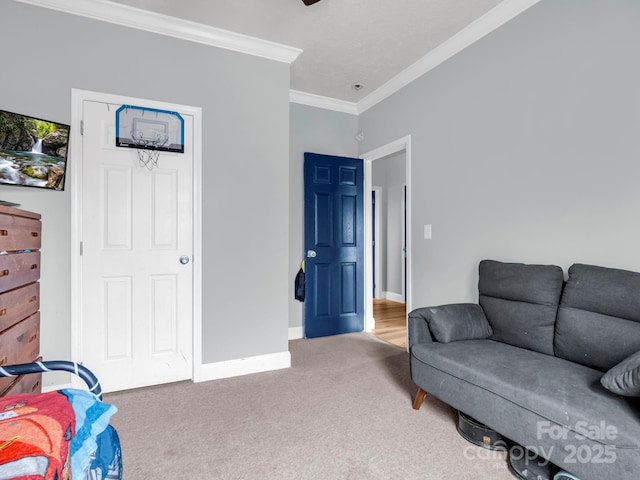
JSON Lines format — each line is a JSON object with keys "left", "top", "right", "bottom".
{"left": 0, "top": 108, "right": 70, "bottom": 191}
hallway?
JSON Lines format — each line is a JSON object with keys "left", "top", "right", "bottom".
{"left": 371, "top": 298, "right": 407, "bottom": 350}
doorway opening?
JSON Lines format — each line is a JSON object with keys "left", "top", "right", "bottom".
{"left": 361, "top": 136, "right": 411, "bottom": 350}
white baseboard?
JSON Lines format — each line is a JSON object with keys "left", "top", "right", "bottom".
{"left": 196, "top": 350, "right": 291, "bottom": 382}
{"left": 383, "top": 292, "right": 405, "bottom": 304}
{"left": 365, "top": 315, "right": 375, "bottom": 332}
{"left": 44, "top": 352, "right": 291, "bottom": 391}
{"left": 288, "top": 326, "right": 304, "bottom": 340}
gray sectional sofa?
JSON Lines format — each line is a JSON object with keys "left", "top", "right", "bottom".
{"left": 409, "top": 260, "right": 640, "bottom": 480}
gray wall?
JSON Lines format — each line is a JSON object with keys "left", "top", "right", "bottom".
{"left": 359, "top": 0, "right": 640, "bottom": 308}
{"left": 6, "top": 0, "right": 638, "bottom": 378}
{"left": 1, "top": 2, "right": 291, "bottom": 386}
{"left": 289, "top": 103, "right": 359, "bottom": 331}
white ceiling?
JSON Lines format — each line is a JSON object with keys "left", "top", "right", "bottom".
{"left": 108, "top": 0, "right": 508, "bottom": 103}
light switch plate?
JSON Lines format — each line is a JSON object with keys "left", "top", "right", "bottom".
{"left": 424, "top": 224, "right": 432, "bottom": 239}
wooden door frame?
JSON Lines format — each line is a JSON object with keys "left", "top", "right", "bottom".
{"left": 69, "top": 88, "right": 203, "bottom": 386}
{"left": 361, "top": 136, "right": 412, "bottom": 335}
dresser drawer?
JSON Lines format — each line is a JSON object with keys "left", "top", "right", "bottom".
{"left": 0, "top": 372, "right": 42, "bottom": 397}
{"left": 0, "top": 312, "right": 40, "bottom": 394}
{"left": 0, "top": 355, "right": 42, "bottom": 397}
{"left": 0, "top": 282, "right": 40, "bottom": 333}
{"left": 0, "top": 251, "right": 40, "bottom": 292}
{"left": 0, "top": 212, "right": 41, "bottom": 251}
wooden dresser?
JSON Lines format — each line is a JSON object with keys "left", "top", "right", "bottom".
{"left": 0, "top": 205, "right": 42, "bottom": 397}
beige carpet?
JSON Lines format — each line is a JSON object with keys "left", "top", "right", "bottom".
{"left": 105, "top": 333, "right": 517, "bottom": 479}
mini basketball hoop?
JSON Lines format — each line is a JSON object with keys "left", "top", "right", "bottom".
{"left": 115, "top": 104, "right": 184, "bottom": 170}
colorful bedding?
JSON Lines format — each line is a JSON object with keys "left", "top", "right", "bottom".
{"left": 0, "top": 389, "right": 119, "bottom": 480}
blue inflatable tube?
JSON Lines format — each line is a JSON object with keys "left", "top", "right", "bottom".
{"left": 0, "top": 360, "right": 103, "bottom": 400}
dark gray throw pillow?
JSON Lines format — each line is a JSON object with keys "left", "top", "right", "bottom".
{"left": 600, "top": 350, "right": 640, "bottom": 396}
{"left": 425, "top": 304, "right": 493, "bottom": 343}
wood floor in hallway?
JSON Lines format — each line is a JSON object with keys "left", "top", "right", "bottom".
{"left": 372, "top": 298, "right": 407, "bottom": 350}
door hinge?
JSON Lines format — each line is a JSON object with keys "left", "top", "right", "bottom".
{"left": 79, "top": 241, "right": 83, "bottom": 256}
{"left": 80, "top": 120, "right": 84, "bottom": 136}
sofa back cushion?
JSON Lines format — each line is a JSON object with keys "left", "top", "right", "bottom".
{"left": 479, "top": 260, "right": 564, "bottom": 355}
{"left": 555, "top": 263, "right": 640, "bottom": 371}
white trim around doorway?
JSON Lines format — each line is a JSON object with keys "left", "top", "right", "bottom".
{"left": 361, "top": 136, "right": 412, "bottom": 335}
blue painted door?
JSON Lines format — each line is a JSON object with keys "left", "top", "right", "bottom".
{"left": 304, "top": 153, "right": 364, "bottom": 338}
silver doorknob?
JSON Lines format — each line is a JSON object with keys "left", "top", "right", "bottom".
{"left": 307, "top": 250, "right": 317, "bottom": 258}
{"left": 179, "top": 255, "right": 190, "bottom": 265}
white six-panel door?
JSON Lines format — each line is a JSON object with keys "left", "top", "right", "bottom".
{"left": 78, "top": 99, "right": 194, "bottom": 392}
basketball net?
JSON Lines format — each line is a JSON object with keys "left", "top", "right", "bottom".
{"left": 131, "top": 133, "right": 169, "bottom": 170}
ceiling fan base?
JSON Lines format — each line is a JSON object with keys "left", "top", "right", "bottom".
{"left": 302, "top": 0, "right": 321, "bottom": 5}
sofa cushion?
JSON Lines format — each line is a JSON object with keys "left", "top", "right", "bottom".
{"left": 411, "top": 339, "right": 640, "bottom": 448}
{"left": 600, "top": 350, "right": 640, "bottom": 396}
{"left": 478, "top": 260, "right": 564, "bottom": 355}
{"left": 422, "top": 304, "right": 492, "bottom": 343}
{"left": 555, "top": 264, "right": 640, "bottom": 371}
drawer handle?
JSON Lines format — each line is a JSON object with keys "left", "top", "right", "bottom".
{"left": 0, "top": 356, "right": 7, "bottom": 366}
{"left": 0, "top": 230, "right": 7, "bottom": 236}
{"left": 30, "top": 264, "right": 38, "bottom": 270}
{"left": 31, "top": 231, "right": 39, "bottom": 237}
{"left": 31, "top": 380, "right": 41, "bottom": 392}
{"left": 0, "top": 308, "right": 6, "bottom": 317}
{"left": 0, "top": 269, "right": 9, "bottom": 277}
{"left": 30, "top": 295, "right": 38, "bottom": 303}
{"left": 28, "top": 333, "right": 38, "bottom": 343}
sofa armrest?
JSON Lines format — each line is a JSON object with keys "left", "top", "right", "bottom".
{"left": 408, "top": 307, "right": 436, "bottom": 350}
{"left": 408, "top": 303, "right": 493, "bottom": 347}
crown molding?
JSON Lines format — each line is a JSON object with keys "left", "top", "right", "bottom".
{"left": 357, "top": 0, "right": 542, "bottom": 113}
{"left": 15, "top": 0, "right": 302, "bottom": 64}
{"left": 290, "top": 90, "right": 358, "bottom": 115}
{"left": 16, "top": 0, "right": 540, "bottom": 112}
